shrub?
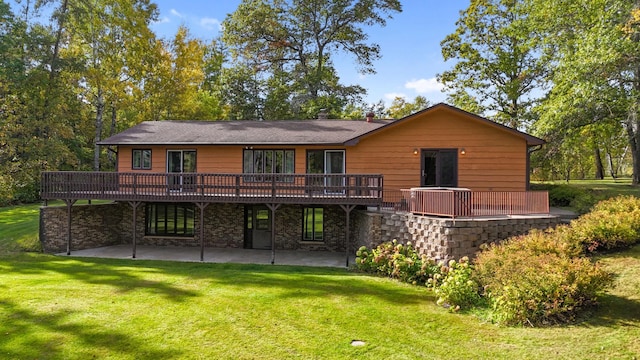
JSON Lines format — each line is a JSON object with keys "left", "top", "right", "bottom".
{"left": 474, "top": 235, "right": 612, "bottom": 326}
{"left": 430, "top": 257, "right": 481, "bottom": 312}
{"left": 355, "top": 240, "right": 439, "bottom": 286}
{"left": 565, "top": 196, "right": 640, "bottom": 253}
{"left": 548, "top": 185, "right": 586, "bottom": 207}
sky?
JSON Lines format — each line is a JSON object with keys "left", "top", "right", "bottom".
{"left": 149, "top": 0, "right": 471, "bottom": 106}
{"left": 7, "top": 0, "right": 471, "bottom": 106}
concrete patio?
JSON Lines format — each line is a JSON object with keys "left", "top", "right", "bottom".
{"left": 58, "top": 245, "right": 355, "bottom": 268}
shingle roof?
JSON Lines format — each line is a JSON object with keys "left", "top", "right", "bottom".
{"left": 98, "top": 119, "right": 392, "bottom": 146}
{"left": 98, "top": 103, "right": 545, "bottom": 146}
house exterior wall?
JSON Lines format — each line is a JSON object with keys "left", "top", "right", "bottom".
{"left": 346, "top": 107, "right": 528, "bottom": 192}
{"left": 39, "top": 203, "right": 127, "bottom": 253}
{"left": 115, "top": 107, "right": 529, "bottom": 193}
{"left": 41, "top": 203, "right": 350, "bottom": 253}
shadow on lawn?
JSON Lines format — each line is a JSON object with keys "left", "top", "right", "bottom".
{"left": 0, "top": 254, "right": 199, "bottom": 302}
{"left": 0, "top": 298, "right": 182, "bottom": 359}
{"left": 0, "top": 254, "right": 432, "bottom": 305}
{"left": 586, "top": 294, "right": 640, "bottom": 327}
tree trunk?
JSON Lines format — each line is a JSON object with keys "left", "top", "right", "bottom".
{"left": 93, "top": 87, "right": 104, "bottom": 171}
{"left": 107, "top": 102, "right": 116, "bottom": 166}
{"left": 605, "top": 149, "right": 616, "bottom": 179}
{"left": 594, "top": 147, "right": 604, "bottom": 179}
{"left": 625, "top": 110, "right": 640, "bottom": 185}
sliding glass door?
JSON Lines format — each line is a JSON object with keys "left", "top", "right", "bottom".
{"left": 167, "top": 150, "right": 196, "bottom": 191}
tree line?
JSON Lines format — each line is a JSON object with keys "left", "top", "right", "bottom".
{"left": 439, "top": 0, "right": 640, "bottom": 184}
{"left": 1, "top": 0, "right": 639, "bottom": 205}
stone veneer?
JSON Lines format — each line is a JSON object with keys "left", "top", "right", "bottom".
{"left": 41, "top": 202, "right": 350, "bottom": 252}
{"left": 352, "top": 209, "right": 560, "bottom": 261}
{"left": 40, "top": 202, "right": 559, "bottom": 260}
{"left": 40, "top": 202, "right": 127, "bottom": 253}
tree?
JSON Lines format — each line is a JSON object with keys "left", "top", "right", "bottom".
{"left": 222, "top": 0, "right": 401, "bottom": 119}
{"left": 387, "top": 96, "right": 430, "bottom": 119}
{"left": 529, "top": 0, "right": 640, "bottom": 183}
{"left": 438, "top": 0, "right": 547, "bottom": 129}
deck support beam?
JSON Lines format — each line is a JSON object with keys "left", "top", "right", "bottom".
{"left": 195, "top": 203, "right": 209, "bottom": 262}
{"left": 266, "top": 203, "right": 281, "bottom": 265}
{"left": 128, "top": 201, "right": 141, "bottom": 258}
{"left": 340, "top": 204, "right": 357, "bottom": 268}
{"left": 64, "top": 199, "right": 77, "bottom": 255}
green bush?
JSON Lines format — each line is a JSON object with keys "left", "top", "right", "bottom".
{"left": 355, "top": 240, "right": 439, "bottom": 286}
{"left": 566, "top": 196, "right": 640, "bottom": 253}
{"left": 429, "top": 257, "right": 481, "bottom": 312}
{"left": 474, "top": 234, "right": 612, "bottom": 326}
{"left": 548, "top": 185, "right": 586, "bottom": 207}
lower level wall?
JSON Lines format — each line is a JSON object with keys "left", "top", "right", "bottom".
{"left": 354, "top": 210, "right": 560, "bottom": 261}
{"left": 40, "top": 202, "right": 559, "bottom": 261}
{"left": 40, "top": 202, "right": 349, "bottom": 253}
{"left": 40, "top": 203, "right": 127, "bottom": 253}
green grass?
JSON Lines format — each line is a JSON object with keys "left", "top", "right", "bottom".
{"left": 1, "top": 197, "right": 640, "bottom": 358}
{"left": 0, "top": 249, "right": 639, "bottom": 359}
{"left": 0, "top": 202, "right": 45, "bottom": 252}
{"left": 535, "top": 178, "right": 640, "bottom": 198}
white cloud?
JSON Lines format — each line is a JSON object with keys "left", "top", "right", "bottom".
{"left": 200, "top": 17, "right": 222, "bottom": 31}
{"left": 154, "top": 16, "right": 170, "bottom": 24}
{"left": 384, "top": 92, "right": 407, "bottom": 101}
{"left": 170, "top": 9, "right": 183, "bottom": 18}
{"left": 405, "top": 78, "right": 444, "bottom": 94}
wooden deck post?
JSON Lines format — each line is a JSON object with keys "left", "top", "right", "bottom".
{"left": 340, "top": 204, "right": 357, "bottom": 268}
{"left": 266, "top": 203, "right": 281, "bottom": 265}
{"left": 128, "top": 201, "right": 141, "bottom": 258}
{"left": 196, "top": 203, "right": 209, "bottom": 261}
{"left": 64, "top": 199, "right": 77, "bottom": 255}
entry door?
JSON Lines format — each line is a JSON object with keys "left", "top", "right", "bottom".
{"left": 324, "top": 150, "right": 345, "bottom": 194}
{"left": 167, "top": 150, "right": 196, "bottom": 191}
{"left": 421, "top": 149, "right": 458, "bottom": 187}
{"left": 244, "top": 206, "right": 272, "bottom": 250}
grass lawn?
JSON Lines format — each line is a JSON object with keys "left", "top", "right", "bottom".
{"left": 535, "top": 178, "right": 640, "bottom": 198}
{"left": 1, "top": 194, "right": 640, "bottom": 359}
{"left": 0, "top": 249, "right": 638, "bottom": 359}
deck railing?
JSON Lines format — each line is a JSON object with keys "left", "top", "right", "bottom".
{"left": 399, "top": 188, "right": 549, "bottom": 218}
{"left": 40, "top": 171, "right": 383, "bottom": 205}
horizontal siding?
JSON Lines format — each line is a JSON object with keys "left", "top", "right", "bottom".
{"left": 347, "top": 107, "right": 528, "bottom": 191}
{"left": 115, "top": 107, "right": 530, "bottom": 192}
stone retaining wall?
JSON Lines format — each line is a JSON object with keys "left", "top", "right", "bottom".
{"left": 353, "top": 210, "right": 560, "bottom": 261}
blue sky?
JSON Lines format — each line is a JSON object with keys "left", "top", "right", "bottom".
{"left": 150, "top": 0, "right": 470, "bottom": 106}
{"left": 8, "top": 0, "right": 470, "bottom": 106}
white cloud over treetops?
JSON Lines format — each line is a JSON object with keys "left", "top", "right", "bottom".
{"left": 405, "top": 78, "right": 444, "bottom": 93}
{"left": 200, "top": 17, "right": 221, "bottom": 31}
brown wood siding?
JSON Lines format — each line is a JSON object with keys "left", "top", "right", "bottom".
{"left": 346, "top": 108, "right": 528, "bottom": 191}
{"left": 115, "top": 107, "right": 528, "bottom": 192}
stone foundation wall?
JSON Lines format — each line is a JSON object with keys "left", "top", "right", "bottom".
{"left": 40, "top": 202, "right": 126, "bottom": 253}
{"left": 353, "top": 210, "right": 560, "bottom": 261}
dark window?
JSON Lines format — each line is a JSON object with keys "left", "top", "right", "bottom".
{"left": 243, "top": 149, "right": 295, "bottom": 182}
{"left": 132, "top": 149, "right": 151, "bottom": 170}
{"left": 421, "top": 149, "right": 458, "bottom": 187}
{"left": 302, "top": 207, "right": 324, "bottom": 241}
{"left": 145, "top": 203, "right": 195, "bottom": 237}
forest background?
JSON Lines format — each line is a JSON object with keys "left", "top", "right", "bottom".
{"left": 1, "top": 0, "right": 639, "bottom": 205}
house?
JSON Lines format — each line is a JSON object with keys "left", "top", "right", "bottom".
{"left": 39, "top": 103, "right": 555, "bottom": 264}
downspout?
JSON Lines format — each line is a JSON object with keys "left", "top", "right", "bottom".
{"left": 527, "top": 145, "right": 543, "bottom": 190}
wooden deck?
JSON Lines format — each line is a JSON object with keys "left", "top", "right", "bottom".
{"left": 41, "top": 171, "right": 384, "bottom": 206}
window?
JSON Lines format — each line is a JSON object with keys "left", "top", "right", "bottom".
{"left": 302, "top": 207, "right": 323, "bottom": 241}
{"left": 132, "top": 149, "right": 151, "bottom": 169}
{"left": 306, "top": 150, "right": 346, "bottom": 192}
{"left": 243, "top": 149, "right": 295, "bottom": 181}
{"left": 145, "top": 203, "right": 195, "bottom": 237}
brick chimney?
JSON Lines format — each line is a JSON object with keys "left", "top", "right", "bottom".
{"left": 366, "top": 112, "right": 375, "bottom": 123}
